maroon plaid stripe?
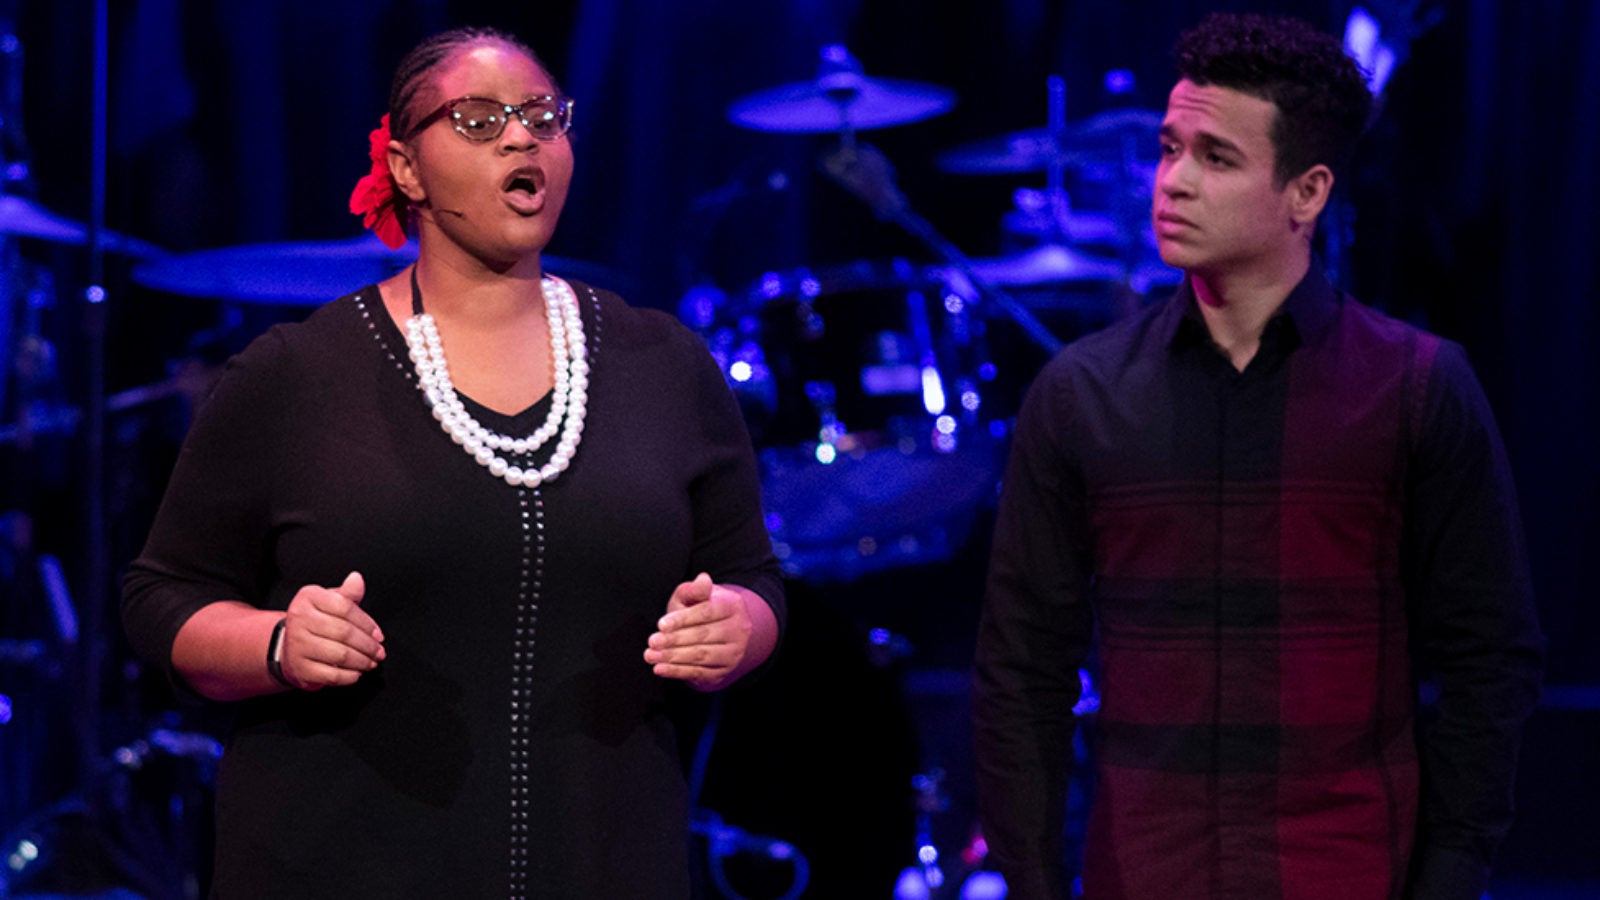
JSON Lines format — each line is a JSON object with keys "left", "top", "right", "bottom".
{"left": 1075, "top": 292, "right": 1433, "bottom": 897}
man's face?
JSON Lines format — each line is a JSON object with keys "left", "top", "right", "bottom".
{"left": 1151, "top": 79, "right": 1301, "bottom": 279}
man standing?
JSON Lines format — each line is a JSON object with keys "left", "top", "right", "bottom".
{"left": 974, "top": 13, "right": 1542, "bottom": 900}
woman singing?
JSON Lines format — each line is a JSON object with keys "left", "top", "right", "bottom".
{"left": 123, "top": 26, "right": 783, "bottom": 898}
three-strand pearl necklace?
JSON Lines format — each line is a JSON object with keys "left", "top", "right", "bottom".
{"left": 402, "top": 268, "right": 588, "bottom": 488}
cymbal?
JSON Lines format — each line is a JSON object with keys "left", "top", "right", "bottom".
{"left": 1002, "top": 205, "right": 1122, "bottom": 245}
{"left": 729, "top": 78, "right": 955, "bottom": 132}
{"left": 0, "top": 194, "right": 164, "bottom": 257}
{"left": 964, "top": 243, "right": 1124, "bottom": 286}
{"left": 728, "top": 44, "right": 954, "bottom": 133}
{"left": 936, "top": 108, "right": 1163, "bottom": 176}
{"left": 132, "top": 235, "right": 623, "bottom": 305}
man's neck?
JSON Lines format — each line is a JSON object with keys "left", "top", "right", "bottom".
{"left": 1191, "top": 253, "right": 1311, "bottom": 372}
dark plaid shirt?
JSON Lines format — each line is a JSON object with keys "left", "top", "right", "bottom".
{"left": 975, "top": 268, "right": 1542, "bottom": 900}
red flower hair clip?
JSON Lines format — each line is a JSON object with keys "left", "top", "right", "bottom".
{"left": 348, "top": 114, "right": 408, "bottom": 249}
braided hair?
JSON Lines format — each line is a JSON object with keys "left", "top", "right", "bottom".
{"left": 388, "top": 26, "right": 560, "bottom": 143}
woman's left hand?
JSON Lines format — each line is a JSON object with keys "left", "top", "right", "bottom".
{"left": 645, "top": 572, "right": 778, "bottom": 691}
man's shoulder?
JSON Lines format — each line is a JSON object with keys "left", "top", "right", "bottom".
{"left": 1332, "top": 294, "right": 1452, "bottom": 355}
{"left": 1040, "top": 298, "right": 1174, "bottom": 382}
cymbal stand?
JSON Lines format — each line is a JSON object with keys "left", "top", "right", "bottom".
{"left": 816, "top": 44, "right": 866, "bottom": 154}
{"left": 1043, "top": 75, "right": 1073, "bottom": 248}
{"left": 810, "top": 42, "right": 1062, "bottom": 357}
{"left": 685, "top": 695, "right": 811, "bottom": 900}
{"left": 1107, "top": 103, "right": 1152, "bottom": 296}
{"left": 1037, "top": 74, "right": 1144, "bottom": 290}
{"left": 819, "top": 138, "right": 1063, "bottom": 355}
{"left": 77, "top": 0, "right": 111, "bottom": 794}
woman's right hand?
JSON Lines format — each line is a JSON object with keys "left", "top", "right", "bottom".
{"left": 279, "top": 571, "right": 386, "bottom": 690}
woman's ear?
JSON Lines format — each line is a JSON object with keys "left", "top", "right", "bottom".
{"left": 388, "top": 140, "right": 425, "bottom": 204}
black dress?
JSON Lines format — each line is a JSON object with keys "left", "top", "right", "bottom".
{"left": 123, "top": 281, "right": 786, "bottom": 899}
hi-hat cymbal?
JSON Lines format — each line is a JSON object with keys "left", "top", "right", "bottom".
{"left": 728, "top": 44, "right": 955, "bottom": 133}
{"left": 938, "top": 128, "right": 1094, "bottom": 175}
{"left": 0, "top": 194, "right": 164, "bottom": 257}
{"left": 937, "top": 108, "right": 1164, "bottom": 176}
{"left": 133, "top": 235, "right": 622, "bottom": 305}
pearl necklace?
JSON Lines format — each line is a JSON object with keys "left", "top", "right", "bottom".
{"left": 402, "top": 269, "right": 588, "bottom": 488}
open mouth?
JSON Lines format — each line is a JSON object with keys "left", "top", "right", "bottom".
{"left": 500, "top": 166, "right": 547, "bottom": 216}
{"left": 502, "top": 167, "right": 544, "bottom": 198}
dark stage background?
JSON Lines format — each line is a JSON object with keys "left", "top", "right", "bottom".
{"left": 1, "top": 0, "right": 1596, "bottom": 897}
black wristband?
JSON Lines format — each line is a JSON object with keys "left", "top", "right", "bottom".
{"left": 266, "top": 617, "right": 294, "bottom": 689}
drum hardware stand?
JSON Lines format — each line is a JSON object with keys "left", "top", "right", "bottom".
{"left": 1035, "top": 72, "right": 1158, "bottom": 313}
{"left": 1041, "top": 75, "right": 1074, "bottom": 255}
{"left": 79, "top": 0, "right": 113, "bottom": 797}
{"left": 803, "top": 381, "right": 844, "bottom": 459}
{"left": 691, "top": 808, "right": 810, "bottom": 900}
{"left": 894, "top": 768, "right": 958, "bottom": 897}
{"left": 818, "top": 136, "right": 1063, "bottom": 356}
{"left": 685, "top": 694, "right": 811, "bottom": 900}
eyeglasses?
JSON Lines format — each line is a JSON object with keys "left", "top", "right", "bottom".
{"left": 407, "top": 95, "right": 575, "bottom": 143}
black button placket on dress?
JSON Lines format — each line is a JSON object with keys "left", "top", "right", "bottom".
{"left": 508, "top": 484, "right": 538, "bottom": 896}
{"left": 357, "top": 283, "right": 605, "bottom": 897}
{"left": 506, "top": 283, "right": 600, "bottom": 897}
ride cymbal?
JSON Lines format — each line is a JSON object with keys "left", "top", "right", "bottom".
{"left": 728, "top": 44, "right": 955, "bottom": 133}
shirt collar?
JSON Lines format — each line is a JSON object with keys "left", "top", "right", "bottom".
{"left": 1162, "top": 263, "right": 1342, "bottom": 352}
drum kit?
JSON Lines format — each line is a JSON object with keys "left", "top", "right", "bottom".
{"left": 701, "top": 45, "right": 1179, "bottom": 586}
{"left": 686, "top": 52, "right": 1159, "bottom": 895}
{"left": 702, "top": 52, "right": 1162, "bottom": 895}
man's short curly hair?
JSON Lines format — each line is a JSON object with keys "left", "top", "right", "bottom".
{"left": 1174, "top": 12, "right": 1372, "bottom": 187}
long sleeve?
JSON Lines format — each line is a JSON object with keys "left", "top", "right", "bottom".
{"left": 678, "top": 319, "right": 786, "bottom": 639}
{"left": 1402, "top": 341, "right": 1544, "bottom": 900}
{"left": 973, "top": 361, "right": 1095, "bottom": 900}
{"left": 121, "top": 327, "right": 293, "bottom": 684}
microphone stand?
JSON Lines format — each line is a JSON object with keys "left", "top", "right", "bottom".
{"left": 818, "top": 135, "right": 1063, "bottom": 355}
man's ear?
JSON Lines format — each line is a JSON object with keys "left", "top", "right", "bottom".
{"left": 1287, "top": 163, "right": 1333, "bottom": 225}
{"left": 389, "top": 141, "right": 425, "bottom": 204}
